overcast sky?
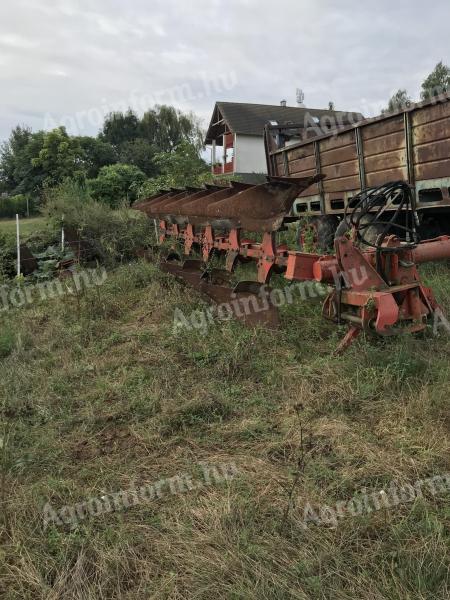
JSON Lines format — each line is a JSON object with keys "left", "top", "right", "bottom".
{"left": 0, "top": 0, "right": 449, "bottom": 141}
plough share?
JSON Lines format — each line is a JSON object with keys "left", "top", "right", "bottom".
{"left": 134, "top": 177, "right": 450, "bottom": 352}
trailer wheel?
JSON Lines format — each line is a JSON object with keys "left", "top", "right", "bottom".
{"left": 418, "top": 216, "right": 444, "bottom": 239}
{"left": 335, "top": 215, "right": 385, "bottom": 246}
{"left": 297, "top": 216, "right": 338, "bottom": 252}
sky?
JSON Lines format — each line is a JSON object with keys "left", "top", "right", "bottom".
{"left": 0, "top": 0, "right": 449, "bottom": 142}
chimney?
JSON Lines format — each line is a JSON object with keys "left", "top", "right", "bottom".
{"left": 280, "top": 100, "right": 287, "bottom": 107}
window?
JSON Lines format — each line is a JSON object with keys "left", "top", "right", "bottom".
{"left": 295, "top": 202, "right": 307, "bottom": 213}
{"left": 418, "top": 188, "right": 443, "bottom": 203}
{"left": 331, "top": 199, "right": 345, "bottom": 210}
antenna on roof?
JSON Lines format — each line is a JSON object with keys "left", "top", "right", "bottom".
{"left": 296, "top": 88, "right": 305, "bottom": 108}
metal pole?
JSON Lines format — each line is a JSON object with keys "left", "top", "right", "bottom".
{"left": 16, "top": 214, "right": 21, "bottom": 277}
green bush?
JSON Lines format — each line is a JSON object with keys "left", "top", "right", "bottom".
{"left": 137, "top": 141, "right": 212, "bottom": 198}
{"left": 43, "top": 180, "right": 155, "bottom": 265}
{"left": 88, "top": 163, "right": 147, "bottom": 208}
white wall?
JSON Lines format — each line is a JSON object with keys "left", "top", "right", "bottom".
{"left": 234, "top": 134, "right": 267, "bottom": 174}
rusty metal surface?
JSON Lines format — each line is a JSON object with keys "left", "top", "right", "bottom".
{"left": 160, "top": 260, "right": 280, "bottom": 329}
{"left": 205, "top": 176, "right": 321, "bottom": 231}
{"left": 147, "top": 191, "right": 189, "bottom": 215}
{"left": 412, "top": 235, "right": 450, "bottom": 263}
{"left": 164, "top": 189, "right": 221, "bottom": 225}
{"left": 176, "top": 188, "right": 231, "bottom": 217}
{"left": 135, "top": 175, "right": 321, "bottom": 232}
{"left": 133, "top": 191, "right": 173, "bottom": 216}
{"left": 168, "top": 189, "right": 214, "bottom": 214}
{"left": 268, "top": 94, "right": 450, "bottom": 215}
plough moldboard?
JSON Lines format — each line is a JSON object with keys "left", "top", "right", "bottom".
{"left": 133, "top": 176, "right": 450, "bottom": 352}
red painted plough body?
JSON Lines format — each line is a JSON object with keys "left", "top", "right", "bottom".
{"left": 134, "top": 177, "right": 450, "bottom": 351}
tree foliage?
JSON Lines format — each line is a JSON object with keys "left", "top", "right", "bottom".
{"left": 100, "top": 109, "right": 141, "bottom": 147}
{"left": 118, "top": 138, "right": 158, "bottom": 177}
{"left": 0, "top": 104, "right": 206, "bottom": 208}
{"left": 89, "top": 163, "right": 147, "bottom": 208}
{"left": 382, "top": 89, "right": 412, "bottom": 114}
{"left": 32, "top": 127, "right": 85, "bottom": 188}
{"left": 138, "top": 141, "right": 211, "bottom": 198}
{"left": 0, "top": 126, "right": 46, "bottom": 195}
{"left": 140, "top": 105, "right": 204, "bottom": 152}
{"left": 421, "top": 61, "right": 450, "bottom": 100}
{"left": 101, "top": 105, "right": 204, "bottom": 176}
{"left": 77, "top": 136, "right": 118, "bottom": 179}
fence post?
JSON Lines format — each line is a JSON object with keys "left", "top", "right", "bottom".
{"left": 16, "top": 214, "right": 21, "bottom": 277}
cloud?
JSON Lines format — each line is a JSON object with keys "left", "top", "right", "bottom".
{"left": 0, "top": 33, "right": 38, "bottom": 49}
{"left": 0, "top": 0, "right": 448, "bottom": 141}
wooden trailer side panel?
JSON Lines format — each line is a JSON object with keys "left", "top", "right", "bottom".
{"left": 412, "top": 100, "right": 450, "bottom": 203}
{"left": 270, "top": 96, "right": 450, "bottom": 215}
{"left": 362, "top": 114, "right": 408, "bottom": 188}
{"left": 319, "top": 131, "right": 360, "bottom": 200}
{"left": 284, "top": 143, "right": 320, "bottom": 202}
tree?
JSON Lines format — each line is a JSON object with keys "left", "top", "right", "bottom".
{"left": 0, "top": 104, "right": 206, "bottom": 202}
{"left": 383, "top": 89, "right": 412, "bottom": 114}
{"left": 138, "top": 141, "right": 211, "bottom": 197}
{"left": 421, "top": 61, "right": 450, "bottom": 100}
{"left": 1, "top": 126, "right": 85, "bottom": 195}
{"left": 99, "top": 105, "right": 204, "bottom": 177}
{"left": 140, "top": 105, "right": 204, "bottom": 153}
{"left": 89, "top": 163, "right": 147, "bottom": 207}
{"left": 101, "top": 105, "right": 204, "bottom": 154}
{"left": 100, "top": 109, "right": 140, "bottom": 146}
{"left": 32, "top": 127, "right": 85, "bottom": 188}
{"left": 77, "top": 136, "right": 118, "bottom": 178}
{"left": 118, "top": 138, "right": 158, "bottom": 177}
{"left": 0, "top": 126, "right": 47, "bottom": 196}
{"left": 0, "top": 126, "right": 31, "bottom": 190}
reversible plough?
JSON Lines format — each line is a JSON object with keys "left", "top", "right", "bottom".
{"left": 134, "top": 177, "right": 450, "bottom": 352}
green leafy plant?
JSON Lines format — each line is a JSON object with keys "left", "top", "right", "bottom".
{"left": 89, "top": 164, "right": 147, "bottom": 208}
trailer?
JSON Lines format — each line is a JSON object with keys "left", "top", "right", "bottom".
{"left": 265, "top": 93, "right": 450, "bottom": 248}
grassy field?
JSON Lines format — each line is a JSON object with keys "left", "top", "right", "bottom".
{"left": 0, "top": 217, "right": 47, "bottom": 239}
{"left": 0, "top": 258, "right": 449, "bottom": 599}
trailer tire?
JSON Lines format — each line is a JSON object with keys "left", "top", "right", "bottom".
{"left": 418, "top": 216, "right": 444, "bottom": 240}
{"left": 297, "top": 216, "right": 338, "bottom": 252}
{"left": 335, "top": 215, "right": 385, "bottom": 246}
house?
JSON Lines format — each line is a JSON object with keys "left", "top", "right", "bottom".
{"left": 205, "top": 101, "right": 364, "bottom": 182}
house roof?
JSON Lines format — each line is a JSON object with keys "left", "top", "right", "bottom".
{"left": 205, "top": 101, "right": 364, "bottom": 144}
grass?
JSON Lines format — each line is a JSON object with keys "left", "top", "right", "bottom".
{"left": 0, "top": 216, "right": 46, "bottom": 239}
{"left": 0, "top": 257, "right": 449, "bottom": 598}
